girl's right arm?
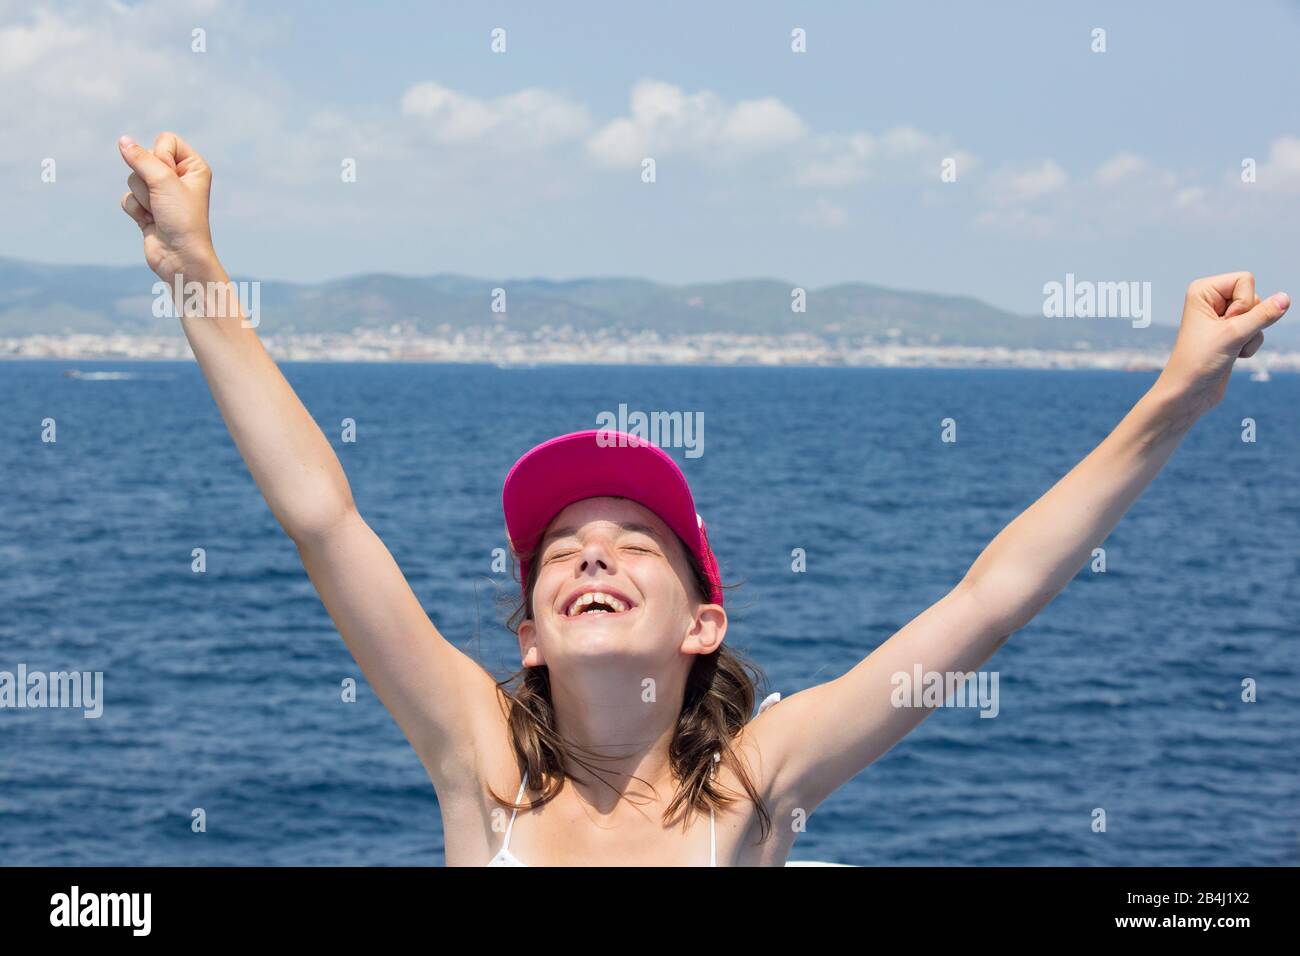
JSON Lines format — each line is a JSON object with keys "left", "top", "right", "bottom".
{"left": 116, "top": 133, "right": 505, "bottom": 791}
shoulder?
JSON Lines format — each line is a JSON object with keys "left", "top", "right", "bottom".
{"left": 723, "top": 691, "right": 784, "bottom": 798}
{"left": 730, "top": 685, "right": 833, "bottom": 812}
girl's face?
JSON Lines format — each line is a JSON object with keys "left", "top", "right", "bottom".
{"left": 518, "top": 496, "right": 724, "bottom": 668}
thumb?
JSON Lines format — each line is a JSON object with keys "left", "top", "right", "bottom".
{"left": 1230, "top": 291, "right": 1290, "bottom": 341}
{"left": 118, "top": 135, "right": 174, "bottom": 188}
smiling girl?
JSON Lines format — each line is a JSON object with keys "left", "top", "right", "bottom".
{"left": 117, "top": 132, "right": 1289, "bottom": 866}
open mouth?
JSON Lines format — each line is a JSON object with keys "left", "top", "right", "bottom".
{"left": 562, "top": 590, "right": 635, "bottom": 618}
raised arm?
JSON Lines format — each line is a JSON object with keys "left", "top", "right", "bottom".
{"left": 750, "top": 273, "right": 1290, "bottom": 811}
{"left": 116, "top": 133, "right": 505, "bottom": 790}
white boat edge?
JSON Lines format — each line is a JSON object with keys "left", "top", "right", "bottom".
{"left": 785, "top": 860, "right": 854, "bottom": 866}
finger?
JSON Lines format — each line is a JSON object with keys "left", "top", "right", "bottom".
{"left": 1192, "top": 272, "right": 1255, "bottom": 317}
{"left": 126, "top": 172, "right": 151, "bottom": 213}
{"left": 1239, "top": 331, "right": 1265, "bottom": 359}
{"left": 1223, "top": 290, "right": 1260, "bottom": 320}
{"left": 120, "top": 192, "right": 153, "bottom": 229}
{"left": 117, "top": 135, "right": 175, "bottom": 188}
{"left": 154, "top": 130, "right": 204, "bottom": 176}
{"left": 152, "top": 131, "right": 180, "bottom": 172}
{"left": 1230, "top": 291, "right": 1290, "bottom": 341}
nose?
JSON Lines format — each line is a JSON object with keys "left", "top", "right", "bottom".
{"left": 577, "top": 534, "right": 617, "bottom": 575}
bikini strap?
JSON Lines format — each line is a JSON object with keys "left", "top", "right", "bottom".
{"left": 501, "top": 771, "right": 528, "bottom": 851}
{"left": 709, "top": 803, "right": 717, "bottom": 867}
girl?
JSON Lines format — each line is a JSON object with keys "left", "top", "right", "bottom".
{"left": 117, "top": 132, "right": 1288, "bottom": 866}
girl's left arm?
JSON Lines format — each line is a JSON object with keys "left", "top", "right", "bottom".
{"left": 747, "top": 273, "right": 1289, "bottom": 812}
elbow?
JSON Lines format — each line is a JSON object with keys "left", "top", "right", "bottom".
{"left": 282, "top": 498, "right": 360, "bottom": 548}
{"left": 958, "top": 571, "right": 1040, "bottom": 638}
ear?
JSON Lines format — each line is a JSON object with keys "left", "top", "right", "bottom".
{"left": 682, "top": 605, "right": 727, "bottom": 655}
{"left": 518, "top": 618, "right": 546, "bottom": 668}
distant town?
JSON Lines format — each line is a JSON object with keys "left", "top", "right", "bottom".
{"left": 9, "top": 257, "right": 1298, "bottom": 375}
{"left": 2, "top": 326, "right": 1292, "bottom": 375}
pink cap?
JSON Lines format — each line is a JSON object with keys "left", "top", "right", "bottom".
{"left": 502, "top": 430, "right": 724, "bottom": 605}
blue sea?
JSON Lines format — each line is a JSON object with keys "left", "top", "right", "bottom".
{"left": 1, "top": 360, "right": 1296, "bottom": 866}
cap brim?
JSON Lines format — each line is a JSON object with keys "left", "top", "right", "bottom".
{"left": 503, "top": 430, "right": 703, "bottom": 562}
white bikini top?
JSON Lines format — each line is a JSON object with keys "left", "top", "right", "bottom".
{"left": 486, "top": 692, "right": 781, "bottom": 867}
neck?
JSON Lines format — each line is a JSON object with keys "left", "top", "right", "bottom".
{"left": 546, "top": 664, "right": 688, "bottom": 798}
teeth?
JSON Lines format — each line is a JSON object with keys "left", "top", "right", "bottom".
{"left": 566, "top": 592, "right": 628, "bottom": 616}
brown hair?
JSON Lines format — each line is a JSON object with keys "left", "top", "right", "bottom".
{"left": 490, "top": 524, "right": 773, "bottom": 844}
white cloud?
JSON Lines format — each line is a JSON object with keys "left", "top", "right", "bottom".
{"left": 0, "top": 0, "right": 287, "bottom": 166}
{"left": 976, "top": 150, "right": 1229, "bottom": 237}
{"left": 0, "top": 0, "right": 970, "bottom": 230}
{"left": 586, "top": 80, "right": 805, "bottom": 166}
{"left": 1092, "top": 152, "right": 1179, "bottom": 193}
{"left": 1093, "top": 152, "right": 1146, "bottom": 186}
{"left": 949, "top": 149, "right": 979, "bottom": 179}
{"left": 795, "top": 127, "right": 972, "bottom": 188}
{"left": 986, "top": 160, "right": 1068, "bottom": 203}
{"left": 400, "top": 83, "right": 592, "bottom": 147}
{"left": 22, "top": 1, "right": 1243, "bottom": 266}
{"left": 1253, "top": 135, "right": 1300, "bottom": 193}
{"left": 881, "top": 126, "right": 935, "bottom": 156}
{"left": 0, "top": 7, "right": 93, "bottom": 76}
{"left": 795, "top": 133, "right": 875, "bottom": 187}
{"left": 719, "top": 97, "right": 806, "bottom": 148}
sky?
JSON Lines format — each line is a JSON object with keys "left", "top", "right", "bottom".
{"left": 3, "top": 0, "right": 1300, "bottom": 321}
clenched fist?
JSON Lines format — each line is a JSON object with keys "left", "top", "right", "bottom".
{"left": 1157, "top": 273, "right": 1289, "bottom": 418}
{"left": 118, "top": 132, "right": 217, "bottom": 284}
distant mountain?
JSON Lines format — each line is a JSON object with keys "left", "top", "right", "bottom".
{"left": 0, "top": 256, "right": 1224, "bottom": 350}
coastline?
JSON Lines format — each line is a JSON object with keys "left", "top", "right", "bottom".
{"left": 3, "top": 330, "right": 1294, "bottom": 373}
